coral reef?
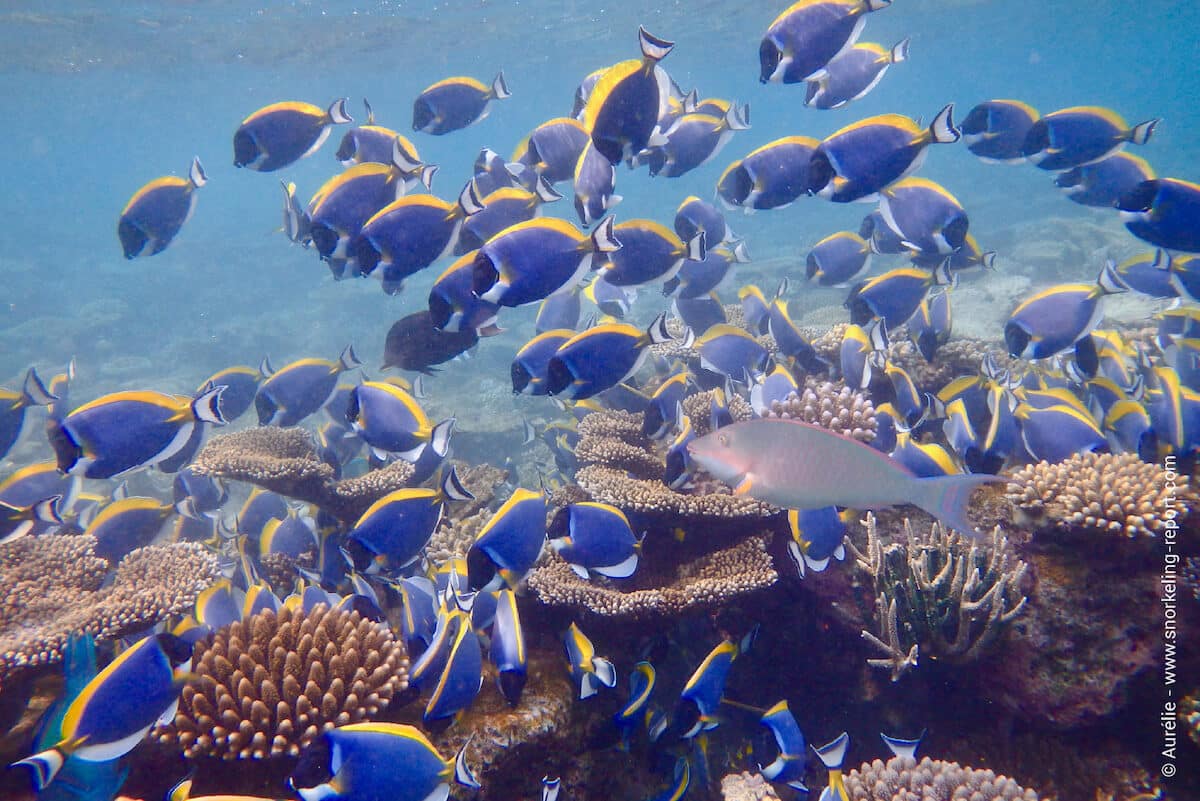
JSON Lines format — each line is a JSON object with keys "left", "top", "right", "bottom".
{"left": 761, "top": 377, "right": 877, "bottom": 442}
{"left": 576, "top": 465, "right": 775, "bottom": 518}
{"left": 1, "top": 536, "right": 218, "bottom": 686}
{"left": 721, "top": 771, "right": 780, "bottom": 801}
{"left": 528, "top": 535, "right": 778, "bottom": 617}
{"left": 574, "top": 410, "right": 663, "bottom": 475}
{"left": 849, "top": 515, "right": 1028, "bottom": 680}
{"left": 681, "top": 389, "right": 754, "bottom": 437}
{"left": 1008, "top": 451, "right": 1191, "bottom": 538}
{"left": 191, "top": 427, "right": 415, "bottom": 523}
{"left": 157, "top": 603, "right": 408, "bottom": 760}
{"left": 842, "top": 755, "right": 1040, "bottom": 800}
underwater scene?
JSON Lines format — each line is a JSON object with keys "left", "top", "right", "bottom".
{"left": 1, "top": 1, "right": 1199, "bottom": 800}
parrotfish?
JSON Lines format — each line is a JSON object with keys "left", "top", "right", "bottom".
{"left": 688, "top": 419, "right": 1002, "bottom": 535}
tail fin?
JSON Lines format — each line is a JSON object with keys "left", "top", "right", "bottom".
{"left": 13, "top": 747, "right": 67, "bottom": 790}
{"left": 391, "top": 136, "right": 422, "bottom": 174}
{"left": 890, "top": 37, "right": 911, "bottom": 64}
{"left": 188, "top": 156, "right": 207, "bottom": 188}
{"left": 491, "top": 72, "right": 512, "bottom": 100}
{"left": 339, "top": 344, "right": 362, "bottom": 371}
{"left": 725, "top": 103, "right": 751, "bottom": 131}
{"left": 430, "top": 418, "right": 456, "bottom": 459}
{"left": 454, "top": 737, "right": 481, "bottom": 788}
{"left": 191, "top": 385, "right": 226, "bottom": 425}
{"left": 327, "top": 97, "right": 353, "bottom": 125}
{"left": 813, "top": 732, "right": 849, "bottom": 770}
{"left": 534, "top": 175, "right": 563, "bottom": 204}
{"left": 912, "top": 472, "right": 1007, "bottom": 536}
{"left": 880, "top": 730, "right": 925, "bottom": 760}
{"left": 441, "top": 464, "right": 475, "bottom": 502}
{"left": 685, "top": 231, "right": 706, "bottom": 261}
{"left": 22, "top": 367, "right": 56, "bottom": 407}
{"left": 590, "top": 216, "right": 622, "bottom": 253}
{"left": 362, "top": 97, "right": 376, "bottom": 125}
{"left": 928, "top": 103, "right": 960, "bottom": 144}
{"left": 646, "top": 312, "right": 674, "bottom": 344}
{"left": 638, "top": 26, "right": 674, "bottom": 62}
{"left": 1129, "top": 118, "right": 1160, "bottom": 146}
{"left": 458, "top": 181, "right": 485, "bottom": 216}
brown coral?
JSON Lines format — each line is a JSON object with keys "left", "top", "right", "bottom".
{"left": 762, "top": 377, "right": 877, "bottom": 442}
{"left": 843, "top": 755, "right": 1040, "bottom": 801}
{"left": 721, "top": 771, "right": 781, "bottom": 801}
{"left": 576, "top": 465, "right": 775, "bottom": 518}
{"left": 0, "top": 536, "right": 218, "bottom": 687}
{"left": 528, "top": 535, "right": 778, "bottom": 617}
{"left": 575, "top": 410, "right": 662, "bottom": 475}
{"left": 157, "top": 603, "right": 408, "bottom": 760}
{"left": 191, "top": 427, "right": 416, "bottom": 524}
{"left": 681, "top": 389, "right": 754, "bottom": 437}
{"left": 1007, "top": 451, "right": 1191, "bottom": 538}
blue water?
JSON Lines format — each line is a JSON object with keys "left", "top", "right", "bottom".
{"left": 2, "top": 0, "right": 1196, "bottom": 409}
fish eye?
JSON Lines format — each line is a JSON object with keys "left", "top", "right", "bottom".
{"left": 717, "top": 434, "right": 728, "bottom": 446}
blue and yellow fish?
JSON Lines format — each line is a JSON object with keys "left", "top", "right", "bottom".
{"left": 422, "top": 609, "right": 483, "bottom": 725}
{"left": 347, "top": 469, "right": 471, "bottom": 573}
{"left": 13, "top": 634, "right": 192, "bottom": 790}
{"left": 1022, "top": 105, "right": 1158, "bottom": 171}
{"left": 413, "top": 72, "right": 511, "bottom": 135}
{"left": 347, "top": 380, "right": 453, "bottom": 462}
{"left": 807, "top": 231, "right": 870, "bottom": 287}
{"left": 1118, "top": 178, "right": 1200, "bottom": 254}
{"left": 675, "top": 196, "right": 731, "bottom": 246}
{"left": 960, "top": 99, "right": 1039, "bottom": 163}
{"left": 474, "top": 216, "right": 621, "bottom": 307}
{"left": 638, "top": 105, "right": 750, "bottom": 178}
{"left": 676, "top": 639, "right": 738, "bottom": 738}
{"left": 786, "top": 506, "right": 850, "bottom": 576}
{"left": 805, "top": 38, "right": 909, "bottom": 110}
{"left": 717, "top": 137, "right": 818, "bottom": 211}
{"left": 597, "top": 219, "right": 706, "bottom": 287}
{"left": 574, "top": 141, "right": 623, "bottom": 227}
{"left": 457, "top": 178, "right": 561, "bottom": 255}
{"left": 563, "top": 622, "right": 617, "bottom": 699}
{"left": 83, "top": 496, "right": 175, "bottom": 563}
{"left": 846, "top": 263, "right": 954, "bottom": 330}
{"left": 0, "top": 495, "right": 61, "bottom": 544}
{"left": 516, "top": 117, "right": 592, "bottom": 185}
{"left": 1056, "top": 151, "right": 1155, "bottom": 209}
{"left": 806, "top": 105, "right": 960, "bottom": 202}
{"left": 467, "top": 487, "right": 547, "bottom": 591}
{"left": 814, "top": 732, "right": 850, "bottom": 801}
{"left": 1015, "top": 402, "right": 1106, "bottom": 463}
{"left": 760, "top": 0, "right": 892, "bottom": 84}
{"left": 234, "top": 98, "right": 352, "bottom": 171}
{"left": 256, "top": 346, "right": 360, "bottom": 427}
{"left": 643, "top": 372, "right": 689, "bottom": 439}
{"left": 840, "top": 322, "right": 886, "bottom": 390}
{"left": 336, "top": 98, "right": 426, "bottom": 169}
{"left": 877, "top": 177, "right": 969, "bottom": 256}
{"left": 547, "top": 314, "right": 679, "bottom": 400}
{"left": 908, "top": 289, "right": 952, "bottom": 363}
{"left": 695, "top": 323, "right": 771, "bottom": 384}
{"left": 674, "top": 295, "right": 727, "bottom": 336}
{"left": 288, "top": 722, "right": 478, "bottom": 801}
{"left": 513, "top": 330, "right": 576, "bottom": 396}
{"left": 549, "top": 502, "right": 642, "bottom": 579}
{"left": 535, "top": 287, "right": 583, "bottom": 334}
{"left": 757, "top": 700, "right": 808, "bottom": 791}
{"left": 750, "top": 363, "right": 800, "bottom": 417}
{"left": 427, "top": 250, "right": 503, "bottom": 336}
{"left": 1004, "top": 263, "right": 1125, "bottom": 361}
{"left": 0, "top": 368, "right": 54, "bottom": 460}
{"left": 664, "top": 414, "right": 697, "bottom": 489}
{"left": 664, "top": 242, "right": 749, "bottom": 300}
{"left": 583, "top": 27, "right": 675, "bottom": 165}
{"left": 50, "top": 387, "right": 225, "bottom": 478}
{"left": 490, "top": 589, "right": 527, "bottom": 706}
{"left": 118, "top": 156, "right": 207, "bottom": 258}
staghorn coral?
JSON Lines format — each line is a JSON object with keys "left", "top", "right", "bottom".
{"left": 0, "top": 536, "right": 218, "bottom": 686}
{"left": 528, "top": 535, "right": 778, "bottom": 617}
{"left": 681, "top": 389, "right": 754, "bottom": 437}
{"left": 191, "top": 427, "right": 415, "bottom": 523}
{"left": 577, "top": 465, "right": 775, "bottom": 518}
{"left": 762, "top": 377, "right": 877, "bottom": 442}
{"left": 157, "top": 603, "right": 408, "bottom": 760}
{"left": 721, "top": 771, "right": 781, "bottom": 801}
{"left": 842, "top": 755, "right": 1040, "bottom": 801}
{"left": 849, "top": 514, "right": 1027, "bottom": 679}
{"left": 1007, "top": 451, "right": 1191, "bottom": 538}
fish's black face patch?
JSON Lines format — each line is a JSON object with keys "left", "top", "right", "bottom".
{"left": 943, "top": 214, "right": 970, "bottom": 251}
{"left": 471, "top": 252, "right": 500, "bottom": 298}
{"left": 335, "top": 132, "right": 357, "bottom": 163}
{"left": 232, "top": 130, "right": 259, "bottom": 168}
{"left": 466, "top": 545, "right": 497, "bottom": 593}
{"left": 310, "top": 224, "right": 340, "bottom": 260}
{"left": 117, "top": 219, "right": 148, "bottom": 260}
{"left": 412, "top": 99, "right": 434, "bottom": 132}
{"left": 46, "top": 419, "right": 81, "bottom": 474}
{"left": 960, "top": 105, "right": 990, "bottom": 136}
{"left": 1116, "top": 179, "right": 1158, "bottom": 213}
{"left": 545, "top": 357, "right": 573, "bottom": 397}
{"left": 428, "top": 290, "right": 454, "bottom": 331}
{"left": 289, "top": 735, "right": 334, "bottom": 791}
{"left": 351, "top": 236, "right": 382, "bottom": 275}
{"left": 758, "top": 39, "right": 781, "bottom": 84}
{"left": 498, "top": 670, "right": 526, "bottom": 708}
{"left": 843, "top": 283, "right": 873, "bottom": 326}
{"left": 1055, "top": 167, "right": 1084, "bottom": 190}
{"left": 1021, "top": 121, "right": 1050, "bottom": 157}
{"left": 510, "top": 361, "right": 533, "bottom": 394}
{"left": 805, "top": 151, "right": 835, "bottom": 196}
{"left": 1003, "top": 321, "right": 1031, "bottom": 358}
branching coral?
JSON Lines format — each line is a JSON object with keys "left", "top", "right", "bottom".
{"left": 681, "top": 389, "right": 754, "bottom": 437}
{"left": 1007, "top": 451, "right": 1191, "bottom": 538}
{"left": 528, "top": 535, "right": 778, "bottom": 617}
{"left": 843, "top": 755, "right": 1041, "bottom": 800}
{"left": 0, "top": 536, "right": 218, "bottom": 687}
{"left": 849, "top": 514, "right": 1027, "bottom": 680}
{"left": 157, "top": 603, "right": 408, "bottom": 760}
{"left": 721, "top": 771, "right": 781, "bottom": 801}
{"left": 574, "top": 410, "right": 662, "bottom": 475}
{"left": 191, "top": 427, "right": 415, "bottom": 524}
{"left": 761, "top": 377, "right": 877, "bottom": 442}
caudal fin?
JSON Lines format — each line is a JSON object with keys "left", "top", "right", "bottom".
{"left": 12, "top": 747, "right": 66, "bottom": 790}
{"left": 912, "top": 472, "right": 1007, "bottom": 536}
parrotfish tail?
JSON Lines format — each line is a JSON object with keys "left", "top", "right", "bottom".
{"left": 441, "top": 463, "right": 475, "bottom": 502}
{"left": 914, "top": 473, "right": 1008, "bottom": 537}
{"left": 491, "top": 71, "right": 512, "bottom": 100}
{"left": 13, "top": 748, "right": 66, "bottom": 790}
{"left": 338, "top": 344, "right": 362, "bottom": 371}
{"left": 1129, "top": 118, "right": 1160, "bottom": 145}
{"left": 192, "top": 385, "right": 227, "bottom": 425}
{"left": 454, "top": 736, "right": 481, "bottom": 789}
{"left": 813, "top": 732, "right": 849, "bottom": 770}
{"left": 928, "top": 103, "right": 960, "bottom": 144}
{"left": 22, "top": 367, "right": 57, "bottom": 407}
{"left": 189, "top": 156, "right": 208, "bottom": 188}
{"left": 637, "top": 26, "right": 675, "bottom": 62}
{"left": 891, "top": 37, "right": 911, "bottom": 63}
{"left": 327, "top": 97, "right": 353, "bottom": 125}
